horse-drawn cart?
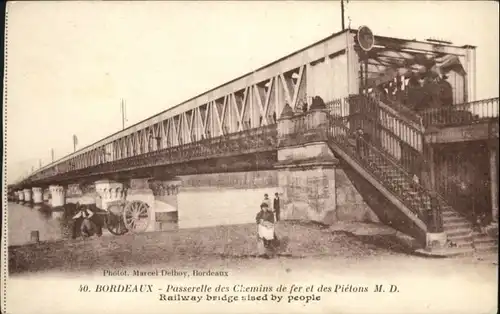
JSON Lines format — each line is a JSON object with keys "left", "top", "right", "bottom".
{"left": 100, "top": 200, "right": 152, "bottom": 235}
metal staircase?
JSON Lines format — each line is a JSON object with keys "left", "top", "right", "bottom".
{"left": 325, "top": 95, "right": 497, "bottom": 254}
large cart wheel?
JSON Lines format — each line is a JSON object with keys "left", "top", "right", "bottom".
{"left": 106, "top": 203, "right": 128, "bottom": 235}
{"left": 123, "top": 200, "right": 151, "bottom": 233}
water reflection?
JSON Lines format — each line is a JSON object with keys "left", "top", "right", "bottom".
{"left": 8, "top": 202, "right": 75, "bottom": 246}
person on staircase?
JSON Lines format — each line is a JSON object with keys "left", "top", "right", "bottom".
{"left": 355, "top": 128, "right": 370, "bottom": 159}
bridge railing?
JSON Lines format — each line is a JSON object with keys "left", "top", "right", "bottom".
{"left": 419, "top": 97, "right": 499, "bottom": 127}
{"left": 133, "top": 123, "right": 277, "bottom": 162}
{"left": 277, "top": 108, "right": 330, "bottom": 148}
{"left": 31, "top": 124, "right": 278, "bottom": 183}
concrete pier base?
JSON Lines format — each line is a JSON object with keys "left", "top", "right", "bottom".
{"left": 17, "top": 191, "right": 24, "bottom": 202}
{"left": 66, "top": 183, "right": 97, "bottom": 205}
{"left": 277, "top": 160, "right": 338, "bottom": 224}
{"left": 52, "top": 211, "right": 64, "bottom": 219}
{"left": 95, "top": 180, "right": 126, "bottom": 210}
{"left": 49, "top": 185, "right": 65, "bottom": 208}
{"left": 32, "top": 187, "right": 43, "bottom": 204}
{"left": 425, "top": 232, "right": 448, "bottom": 250}
{"left": 43, "top": 189, "right": 50, "bottom": 202}
{"left": 23, "top": 189, "right": 32, "bottom": 203}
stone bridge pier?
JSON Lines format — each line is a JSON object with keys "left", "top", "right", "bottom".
{"left": 66, "top": 183, "right": 96, "bottom": 206}
{"left": 49, "top": 185, "right": 66, "bottom": 218}
{"left": 16, "top": 190, "right": 24, "bottom": 202}
{"left": 32, "top": 187, "right": 43, "bottom": 205}
{"left": 275, "top": 103, "right": 378, "bottom": 225}
{"left": 43, "top": 189, "right": 50, "bottom": 202}
{"left": 95, "top": 180, "right": 127, "bottom": 211}
{"left": 94, "top": 178, "right": 181, "bottom": 232}
{"left": 148, "top": 178, "right": 181, "bottom": 231}
{"left": 23, "top": 189, "right": 32, "bottom": 203}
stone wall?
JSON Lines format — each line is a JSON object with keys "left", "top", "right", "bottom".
{"left": 177, "top": 171, "right": 280, "bottom": 229}
{"left": 278, "top": 166, "right": 336, "bottom": 224}
{"left": 66, "top": 184, "right": 83, "bottom": 198}
{"left": 66, "top": 192, "right": 97, "bottom": 205}
{"left": 277, "top": 165, "right": 378, "bottom": 225}
{"left": 335, "top": 169, "right": 380, "bottom": 223}
{"left": 180, "top": 170, "right": 278, "bottom": 190}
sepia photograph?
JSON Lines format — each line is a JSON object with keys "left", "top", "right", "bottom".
{"left": 2, "top": 1, "right": 499, "bottom": 313}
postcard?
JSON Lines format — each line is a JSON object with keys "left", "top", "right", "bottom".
{"left": 2, "top": 1, "right": 498, "bottom": 313}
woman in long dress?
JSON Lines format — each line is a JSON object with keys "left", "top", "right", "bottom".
{"left": 255, "top": 202, "right": 278, "bottom": 258}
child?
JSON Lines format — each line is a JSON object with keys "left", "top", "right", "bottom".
{"left": 262, "top": 194, "right": 271, "bottom": 209}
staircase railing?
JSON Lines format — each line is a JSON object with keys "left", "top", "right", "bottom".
{"left": 330, "top": 95, "right": 425, "bottom": 178}
{"left": 327, "top": 95, "right": 498, "bottom": 230}
{"left": 373, "top": 95, "right": 424, "bottom": 127}
{"left": 327, "top": 114, "right": 443, "bottom": 232}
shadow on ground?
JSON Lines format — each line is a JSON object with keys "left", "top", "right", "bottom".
{"left": 332, "top": 230, "right": 417, "bottom": 255}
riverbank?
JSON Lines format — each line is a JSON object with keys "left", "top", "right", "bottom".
{"left": 8, "top": 221, "right": 409, "bottom": 274}
{"left": 8, "top": 220, "right": 496, "bottom": 275}
{"left": 7, "top": 220, "right": 498, "bottom": 314}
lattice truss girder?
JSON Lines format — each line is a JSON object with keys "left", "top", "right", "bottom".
{"left": 35, "top": 65, "right": 308, "bottom": 179}
{"left": 362, "top": 47, "right": 466, "bottom": 88}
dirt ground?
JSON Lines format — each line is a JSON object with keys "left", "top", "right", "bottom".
{"left": 9, "top": 220, "right": 497, "bottom": 273}
{"left": 7, "top": 221, "right": 498, "bottom": 314}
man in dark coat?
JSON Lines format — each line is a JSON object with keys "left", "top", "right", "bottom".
{"left": 71, "top": 203, "right": 103, "bottom": 239}
{"left": 439, "top": 74, "right": 454, "bottom": 107}
{"left": 273, "top": 193, "right": 281, "bottom": 222}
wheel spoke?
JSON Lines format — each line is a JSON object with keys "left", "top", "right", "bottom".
{"left": 121, "top": 201, "right": 150, "bottom": 233}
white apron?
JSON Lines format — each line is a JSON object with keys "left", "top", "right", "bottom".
{"left": 258, "top": 221, "right": 275, "bottom": 240}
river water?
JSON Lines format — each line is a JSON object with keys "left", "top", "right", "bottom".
{"left": 7, "top": 186, "right": 277, "bottom": 246}
{"left": 7, "top": 202, "right": 74, "bottom": 246}
{"left": 6, "top": 202, "right": 120, "bottom": 246}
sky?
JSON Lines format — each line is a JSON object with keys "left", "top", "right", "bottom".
{"left": 4, "top": 1, "right": 499, "bottom": 184}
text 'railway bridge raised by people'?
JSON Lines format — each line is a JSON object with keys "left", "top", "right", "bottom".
{"left": 9, "top": 27, "right": 499, "bottom": 255}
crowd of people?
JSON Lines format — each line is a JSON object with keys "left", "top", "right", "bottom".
{"left": 371, "top": 70, "right": 455, "bottom": 113}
